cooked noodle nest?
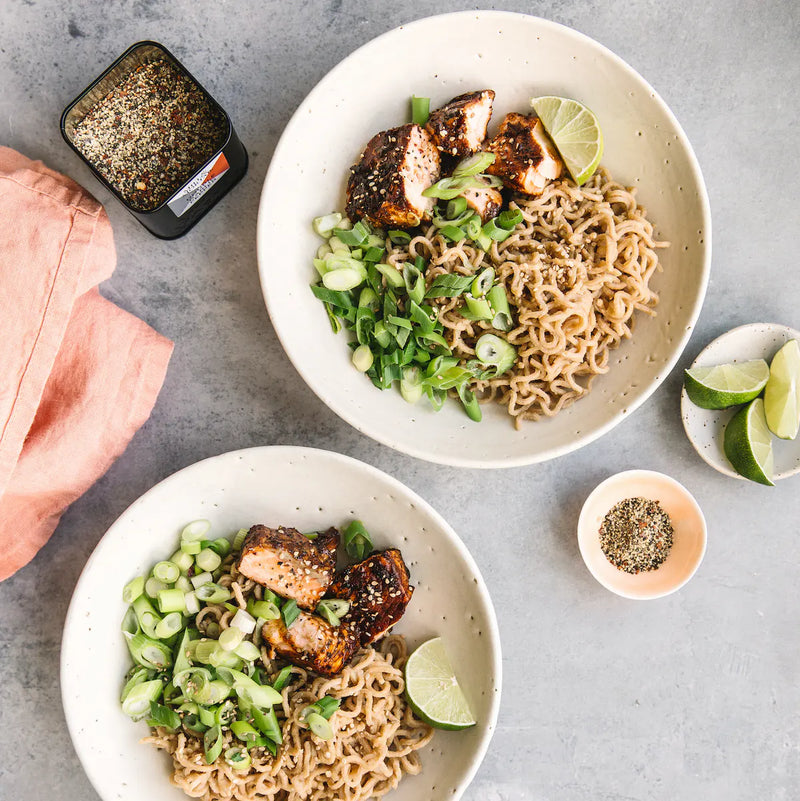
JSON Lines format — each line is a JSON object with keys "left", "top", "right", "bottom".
{"left": 386, "top": 168, "right": 668, "bottom": 426}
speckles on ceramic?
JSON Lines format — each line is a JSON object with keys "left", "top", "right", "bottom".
{"left": 681, "top": 322, "right": 800, "bottom": 482}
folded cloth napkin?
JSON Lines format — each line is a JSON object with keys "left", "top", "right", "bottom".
{"left": 0, "top": 147, "right": 173, "bottom": 581}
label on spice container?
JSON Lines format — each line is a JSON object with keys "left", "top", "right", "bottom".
{"left": 168, "top": 152, "right": 230, "bottom": 217}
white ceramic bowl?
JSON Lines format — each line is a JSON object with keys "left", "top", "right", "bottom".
{"left": 681, "top": 322, "right": 800, "bottom": 482}
{"left": 61, "top": 446, "right": 501, "bottom": 801}
{"left": 257, "top": 11, "right": 711, "bottom": 468}
{"left": 577, "top": 470, "right": 707, "bottom": 599}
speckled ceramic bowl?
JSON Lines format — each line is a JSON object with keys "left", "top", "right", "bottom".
{"left": 681, "top": 322, "right": 800, "bottom": 482}
{"left": 61, "top": 447, "right": 501, "bottom": 801}
{"left": 257, "top": 10, "right": 711, "bottom": 468}
{"left": 577, "top": 470, "right": 707, "bottom": 599}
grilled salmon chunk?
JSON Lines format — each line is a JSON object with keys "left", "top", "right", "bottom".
{"left": 485, "top": 112, "right": 563, "bottom": 195}
{"left": 425, "top": 90, "right": 496, "bottom": 157}
{"left": 262, "top": 613, "right": 359, "bottom": 677}
{"left": 346, "top": 123, "right": 441, "bottom": 228}
{"left": 327, "top": 549, "right": 413, "bottom": 646}
{"left": 237, "top": 525, "right": 339, "bottom": 611}
{"left": 462, "top": 177, "right": 503, "bottom": 223}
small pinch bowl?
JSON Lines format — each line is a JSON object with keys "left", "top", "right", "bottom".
{"left": 577, "top": 470, "right": 707, "bottom": 599}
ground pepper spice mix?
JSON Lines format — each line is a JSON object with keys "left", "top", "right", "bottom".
{"left": 72, "top": 57, "right": 227, "bottom": 211}
{"left": 599, "top": 496, "right": 674, "bottom": 574}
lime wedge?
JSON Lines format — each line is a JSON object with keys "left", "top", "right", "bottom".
{"left": 404, "top": 638, "right": 475, "bottom": 730}
{"left": 684, "top": 359, "right": 769, "bottom": 409}
{"left": 530, "top": 96, "right": 603, "bottom": 185}
{"left": 723, "top": 398, "right": 775, "bottom": 486}
{"left": 764, "top": 339, "right": 800, "bottom": 439}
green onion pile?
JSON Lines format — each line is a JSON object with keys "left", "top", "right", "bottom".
{"left": 120, "top": 519, "right": 374, "bottom": 766}
{"left": 311, "top": 153, "right": 521, "bottom": 422}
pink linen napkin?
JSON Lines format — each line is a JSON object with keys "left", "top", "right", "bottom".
{"left": 0, "top": 147, "right": 173, "bottom": 581}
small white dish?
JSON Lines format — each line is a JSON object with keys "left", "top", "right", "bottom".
{"left": 256, "top": 10, "right": 711, "bottom": 468}
{"left": 577, "top": 470, "right": 706, "bottom": 599}
{"left": 681, "top": 322, "right": 800, "bottom": 482}
{"left": 61, "top": 446, "right": 501, "bottom": 801}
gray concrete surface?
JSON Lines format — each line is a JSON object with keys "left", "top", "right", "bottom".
{"left": 1, "top": 1, "right": 798, "bottom": 799}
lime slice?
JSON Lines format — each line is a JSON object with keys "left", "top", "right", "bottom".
{"left": 404, "top": 638, "right": 475, "bottom": 730}
{"left": 684, "top": 359, "right": 769, "bottom": 409}
{"left": 530, "top": 96, "right": 603, "bottom": 185}
{"left": 723, "top": 398, "right": 775, "bottom": 486}
{"left": 764, "top": 339, "right": 800, "bottom": 439}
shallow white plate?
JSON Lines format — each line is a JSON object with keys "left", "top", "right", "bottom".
{"left": 257, "top": 11, "right": 711, "bottom": 468}
{"left": 578, "top": 470, "right": 707, "bottom": 599}
{"left": 681, "top": 322, "right": 800, "bottom": 481}
{"left": 61, "top": 446, "right": 501, "bottom": 801}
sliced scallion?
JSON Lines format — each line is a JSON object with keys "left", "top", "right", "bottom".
{"left": 171, "top": 549, "right": 194, "bottom": 574}
{"left": 471, "top": 268, "right": 495, "bottom": 297}
{"left": 219, "top": 627, "right": 245, "bottom": 652}
{"left": 482, "top": 217, "right": 514, "bottom": 242}
{"left": 251, "top": 705, "right": 282, "bottom": 744}
{"left": 352, "top": 344, "right": 373, "bottom": 372}
{"left": 153, "top": 561, "right": 180, "bottom": 584}
{"left": 154, "top": 612, "right": 183, "bottom": 640}
{"left": 148, "top": 701, "right": 181, "bottom": 731}
{"left": 209, "top": 538, "right": 231, "bottom": 557}
{"left": 400, "top": 365, "right": 424, "bottom": 404}
{"left": 181, "top": 519, "right": 211, "bottom": 543}
{"left": 343, "top": 520, "right": 373, "bottom": 561}
{"left": 271, "top": 666, "right": 293, "bottom": 693}
{"left": 305, "top": 711, "right": 334, "bottom": 740}
{"left": 122, "top": 576, "right": 145, "bottom": 604}
{"left": 247, "top": 599, "right": 280, "bottom": 621}
{"left": 204, "top": 725, "right": 224, "bottom": 764}
{"left": 121, "top": 679, "right": 163, "bottom": 719}
{"left": 191, "top": 571, "right": 214, "bottom": 590}
{"left": 232, "top": 528, "right": 248, "bottom": 551}
{"left": 498, "top": 208, "right": 523, "bottom": 229}
{"left": 452, "top": 151, "right": 496, "bottom": 178}
{"left": 375, "top": 262, "right": 406, "bottom": 289}
{"left": 411, "top": 95, "right": 430, "bottom": 126}
{"left": 323, "top": 266, "right": 365, "bottom": 291}
{"left": 144, "top": 577, "right": 167, "bottom": 599}
{"left": 475, "top": 333, "right": 517, "bottom": 373}
{"left": 224, "top": 746, "right": 252, "bottom": 771}
{"left": 195, "top": 583, "right": 231, "bottom": 604}
{"left": 457, "top": 383, "right": 482, "bottom": 422}
{"left": 124, "top": 631, "right": 173, "bottom": 670}
{"left": 463, "top": 295, "right": 493, "bottom": 321}
{"left": 487, "top": 284, "right": 513, "bottom": 332}
{"left": 446, "top": 196, "right": 468, "bottom": 219}
{"left": 157, "top": 588, "right": 186, "bottom": 614}
{"left": 234, "top": 640, "right": 261, "bottom": 662}
{"left": 312, "top": 212, "right": 343, "bottom": 237}
{"left": 196, "top": 548, "right": 222, "bottom": 573}
{"left": 230, "top": 608, "right": 256, "bottom": 635}
{"left": 281, "top": 599, "right": 300, "bottom": 628}
{"left": 316, "top": 599, "right": 350, "bottom": 627}
{"left": 180, "top": 539, "right": 202, "bottom": 556}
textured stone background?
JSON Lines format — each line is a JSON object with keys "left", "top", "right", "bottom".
{"left": 0, "top": 1, "right": 798, "bottom": 799}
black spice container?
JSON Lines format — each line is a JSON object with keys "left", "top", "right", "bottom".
{"left": 60, "top": 41, "right": 247, "bottom": 239}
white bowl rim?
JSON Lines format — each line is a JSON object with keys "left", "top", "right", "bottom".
{"left": 680, "top": 321, "right": 800, "bottom": 481}
{"left": 256, "top": 10, "right": 713, "bottom": 469}
{"left": 577, "top": 468, "right": 708, "bottom": 600}
{"left": 60, "top": 445, "right": 503, "bottom": 801}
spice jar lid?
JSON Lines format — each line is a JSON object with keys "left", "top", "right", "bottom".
{"left": 577, "top": 470, "right": 707, "bottom": 600}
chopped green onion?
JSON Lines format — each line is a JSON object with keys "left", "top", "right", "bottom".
{"left": 232, "top": 528, "right": 248, "bottom": 551}
{"left": 352, "top": 344, "right": 373, "bottom": 372}
{"left": 154, "top": 612, "right": 183, "bottom": 639}
{"left": 463, "top": 295, "right": 493, "bottom": 321}
{"left": 403, "top": 263, "right": 426, "bottom": 306}
{"left": 209, "top": 538, "right": 231, "bottom": 557}
{"left": 322, "top": 266, "right": 365, "bottom": 291}
{"left": 192, "top": 639, "right": 219, "bottom": 664}
{"left": 230, "top": 608, "right": 256, "bottom": 635}
{"left": 343, "top": 520, "right": 373, "bottom": 561}
{"left": 173, "top": 628, "right": 194, "bottom": 675}
{"left": 388, "top": 229, "right": 412, "bottom": 245}
{"left": 306, "top": 696, "right": 341, "bottom": 720}
{"left": 224, "top": 746, "right": 252, "bottom": 771}
{"left": 208, "top": 647, "right": 243, "bottom": 670}
{"left": 231, "top": 720, "right": 261, "bottom": 744}
{"left": 171, "top": 549, "right": 194, "bottom": 574}
{"left": 181, "top": 520, "right": 211, "bottom": 544}
{"left": 281, "top": 599, "right": 300, "bottom": 628}
{"left": 196, "top": 705, "right": 216, "bottom": 728}
{"left": 120, "top": 666, "right": 153, "bottom": 705}
{"left": 180, "top": 539, "right": 202, "bottom": 556}
{"left": 196, "top": 548, "right": 222, "bottom": 573}
{"left": 205, "top": 621, "right": 221, "bottom": 638}
{"left": 375, "top": 262, "right": 405, "bottom": 288}
{"left": 216, "top": 668, "right": 283, "bottom": 708}
{"left": 316, "top": 599, "right": 350, "bottom": 626}
{"left": 215, "top": 700, "right": 236, "bottom": 728}
{"left": 422, "top": 175, "right": 483, "bottom": 200}
{"left": 411, "top": 95, "right": 430, "bottom": 127}
{"left": 425, "top": 273, "right": 473, "bottom": 299}
{"left": 248, "top": 599, "right": 280, "bottom": 621}
{"left": 487, "top": 284, "right": 513, "bottom": 331}
{"left": 122, "top": 576, "right": 145, "bottom": 604}
{"left": 498, "top": 208, "right": 523, "bottom": 229}
{"left": 157, "top": 588, "right": 186, "bottom": 614}
{"left": 312, "top": 212, "right": 343, "bottom": 237}
{"left": 452, "top": 151, "right": 496, "bottom": 178}
{"left": 153, "top": 560, "right": 180, "bottom": 584}
{"left": 175, "top": 575, "right": 192, "bottom": 593}
{"left": 219, "top": 627, "right": 245, "bottom": 652}
{"left": 191, "top": 571, "right": 213, "bottom": 590}
{"left": 148, "top": 701, "right": 181, "bottom": 731}
{"left": 446, "top": 196, "right": 468, "bottom": 219}
{"left": 358, "top": 286, "right": 379, "bottom": 311}
{"left": 439, "top": 224, "right": 466, "bottom": 242}
{"left": 145, "top": 577, "right": 167, "bottom": 599}
{"left": 204, "top": 725, "right": 224, "bottom": 764}
{"left": 305, "top": 711, "right": 334, "bottom": 740}
{"left": 271, "top": 666, "right": 293, "bottom": 693}
{"left": 334, "top": 221, "right": 369, "bottom": 247}
{"left": 482, "top": 217, "right": 514, "bottom": 242}
{"left": 132, "top": 595, "right": 162, "bottom": 638}
{"left": 124, "top": 631, "right": 173, "bottom": 670}
{"left": 121, "top": 679, "right": 163, "bottom": 719}
{"left": 471, "top": 268, "right": 495, "bottom": 297}
{"left": 328, "top": 235, "right": 350, "bottom": 254}
{"left": 195, "top": 583, "right": 231, "bottom": 604}
{"left": 234, "top": 640, "right": 261, "bottom": 662}
{"left": 457, "top": 383, "right": 482, "bottom": 422}
{"left": 475, "top": 333, "right": 517, "bottom": 374}
{"left": 251, "top": 706, "right": 282, "bottom": 744}
{"left": 400, "top": 365, "right": 424, "bottom": 404}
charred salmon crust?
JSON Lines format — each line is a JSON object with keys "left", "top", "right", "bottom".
{"left": 327, "top": 549, "right": 413, "bottom": 646}
{"left": 425, "top": 89, "right": 496, "bottom": 157}
{"left": 236, "top": 525, "right": 338, "bottom": 611}
{"left": 345, "top": 123, "right": 440, "bottom": 228}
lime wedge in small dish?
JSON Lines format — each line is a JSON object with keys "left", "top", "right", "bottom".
{"left": 723, "top": 398, "right": 775, "bottom": 486}
{"left": 684, "top": 359, "right": 769, "bottom": 410}
{"left": 763, "top": 339, "right": 800, "bottom": 440}
{"left": 405, "top": 637, "right": 475, "bottom": 730}
{"left": 530, "top": 96, "right": 603, "bottom": 185}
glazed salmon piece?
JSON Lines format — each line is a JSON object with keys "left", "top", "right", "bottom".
{"left": 346, "top": 123, "right": 441, "bottom": 228}
{"left": 236, "top": 525, "right": 339, "bottom": 611}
